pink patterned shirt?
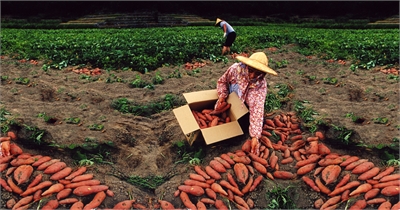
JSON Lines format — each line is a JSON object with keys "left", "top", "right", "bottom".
{"left": 217, "top": 62, "right": 267, "bottom": 139}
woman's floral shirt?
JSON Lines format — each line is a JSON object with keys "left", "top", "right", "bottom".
{"left": 217, "top": 62, "right": 267, "bottom": 139}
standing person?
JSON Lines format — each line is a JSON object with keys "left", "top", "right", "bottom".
{"left": 214, "top": 52, "right": 277, "bottom": 155}
{"left": 215, "top": 18, "right": 236, "bottom": 55}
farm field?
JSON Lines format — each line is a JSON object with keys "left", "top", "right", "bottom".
{"left": 0, "top": 25, "right": 399, "bottom": 209}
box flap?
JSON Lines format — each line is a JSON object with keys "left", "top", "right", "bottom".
{"left": 183, "top": 89, "right": 218, "bottom": 104}
{"left": 172, "top": 105, "right": 199, "bottom": 134}
{"left": 201, "top": 121, "right": 244, "bottom": 145}
{"left": 227, "top": 92, "right": 249, "bottom": 120}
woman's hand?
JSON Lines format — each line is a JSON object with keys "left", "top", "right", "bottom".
{"left": 251, "top": 137, "right": 260, "bottom": 156}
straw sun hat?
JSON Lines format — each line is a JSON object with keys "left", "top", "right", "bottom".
{"left": 236, "top": 52, "right": 278, "bottom": 76}
{"left": 215, "top": 18, "right": 223, "bottom": 26}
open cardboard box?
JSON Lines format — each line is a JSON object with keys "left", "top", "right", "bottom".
{"left": 173, "top": 89, "right": 249, "bottom": 145}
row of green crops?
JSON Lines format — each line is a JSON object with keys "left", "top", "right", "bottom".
{"left": 1, "top": 25, "right": 398, "bottom": 73}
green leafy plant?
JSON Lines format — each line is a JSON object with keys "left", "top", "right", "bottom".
{"left": 372, "top": 117, "right": 389, "bottom": 124}
{"left": 331, "top": 124, "right": 354, "bottom": 145}
{"left": 37, "top": 112, "right": 57, "bottom": 123}
{"left": 152, "top": 71, "right": 164, "bottom": 84}
{"left": 168, "top": 69, "right": 182, "bottom": 78}
{"left": 345, "top": 112, "right": 365, "bottom": 123}
{"left": 265, "top": 185, "right": 296, "bottom": 209}
{"left": 127, "top": 175, "right": 166, "bottom": 190}
{"left": 88, "top": 124, "right": 104, "bottom": 131}
{"left": 322, "top": 77, "right": 338, "bottom": 85}
{"left": 14, "top": 77, "right": 30, "bottom": 85}
{"left": 65, "top": 117, "right": 80, "bottom": 124}
{"left": 173, "top": 140, "right": 204, "bottom": 165}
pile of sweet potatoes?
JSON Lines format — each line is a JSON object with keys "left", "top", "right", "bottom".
{"left": 169, "top": 112, "right": 399, "bottom": 210}
{"left": 192, "top": 102, "right": 232, "bottom": 129}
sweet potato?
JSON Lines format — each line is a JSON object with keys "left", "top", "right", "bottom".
{"left": 281, "top": 157, "right": 294, "bottom": 165}
{"left": 56, "top": 188, "right": 72, "bottom": 200}
{"left": 65, "top": 179, "right": 102, "bottom": 188}
{"left": 302, "top": 176, "right": 320, "bottom": 192}
{"left": 214, "top": 199, "right": 229, "bottom": 210}
{"left": 209, "top": 159, "right": 227, "bottom": 173}
{"left": 0, "top": 163, "right": 8, "bottom": 172}
{"left": 70, "top": 201, "right": 84, "bottom": 210}
{"left": 158, "top": 200, "right": 175, "bottom": 210}
{"left": 391, "top": 201, "right": 400, "bottom": 210}
{"left": 247, "top": 198, "right": 255, "bottom": 209}
{"left": 373, "top": 180, "right": 400, "bottom": 189}
{"left": 7, "top": 176, "right": 23, "bottom": 194}
{"left": 379, "top": 173, "right": 400, "bottom": 183}
{"left": 252, "top": 161, "right": 267, "bottom": 175}
{"left": 183, "top": 179, "right": 210, "bottom": 189}
{"left": 381, "top": 186, "right": 400, "bottom": 196}
{"left": 373, "top": 166, "right": 395, "bottom": 180}
{"left": 41, "top": 199, "right": 59, "bottom": 210}
{"left": 65, "top": 166, "right": 87, "bottom": 180}
{"left": 378, "top": 200, "right": 392, "bottom": 210}
{"left": 225, "top": 172, "right": 238, "bottom": 189}
{"left": 194, "top": 165, "right": 211, "bottom": 180}
{"left": 58, "top": 197, "right": 79, "bottom": 205}
{"left": 42, "top": 183, "right": 65, "bottom": 196}
{"left": 297, "top": 163, "right": 316, "bottom": 175}
{"left": 366, "top": 198, "right": 387, "bottom": 205}
{"left": 328, "top": 181, "right": 361, "bottom": 197}
{"left": 357, "top": 167, "right": 380, "bottom": 180}
{"left": 220, "top": 153, "right": 235, "bottom": 165}
{"left": 269, "top": 155, "right": 279, "bottom": 170}
{"left": 0, "top": 177, "right": 13, "bottom": 192}
{"left": 339, "top": 156, "right": 359, "bottom": 167}
{"left": 318, "top": 157, "right": 344, "bottom": 166}
{"left": 189, "top": 173, "right": 206, "bottom": 182}
{"left": 12, "top": 195, "right": 33, "bottom": 210}
{"left": 31, "top": 156, "right": 52, "bottom": 167}
{"left": 205, "top": 165, "right": 221, "bottom": 180}
{"left": 106, "top": 189, "right": 114, "bottom": 197}
{"left": 248, "top": 152, "right": 268, "bottom": 165}
{"left": 6, "top": 198, "right": 16, "bottom": 209}
{"left": 341, "top": 189, "right": 350, "bottom": 202}
{"left": 351, "top": 161, "right": 374, "bottom": 174}
{"left": 112, "top": 200, "right": 134, "bottom": 210}
{"left": 349, "top": 199, "right": 367, "bottom": 210}
{"left": 313, "top": 166, "right": 324, "bottom": 177}
{"left": 57, "top": 179, "right": 71, "bottom": 185}
{"left": 178, "top": 184, "right": 205, "bottom": 196}
{"left": 219, "top": 180, "right": 243, "bottom": 196}
{"left": 7, "top": 131, "right": 17, "bottom": 140}
{"left": 214, "top": 156, "right": 232, "bottom": 169}
{"left": 73, "top": 185, "right": 109, "bottom": 196}
{"left": 249, "top": 175, "right": 263, "bottom": 192}
{"left": 295, "top": 154, "right": 320, "bottom": 168}
{"left": 349, "top": 183, "right": 372, "bottom": 196}
{"left": 320, "top": 195, "right": 341, "bottom": 210}
{"left": 200, "top": 197, "right": 215, "bottom": 205}
{"left": 366, "top": 179, "right": 379, "bottom": 185}
{"left": 232, "top": 155, "right": 251, "bottom": 164}
{"left": 10, "top": 143, "right": 23, "bottom": 156}
{"left": 50, "top": 167, "right": 72, "bottom": 181}
{"left": 37, "top": 159, "right": 61, "bottom": 170}
{"left": 314, "top": 198, "right": 324, "bottom": 209}
{"left": 0, "top": 154, "right": 13, "bottom": 164}
{"left": 260, "top": 136, "right": 273, "bottom": 149}
{"left": 335, "top": 173, "right": 351, "bottom": 189}
{"left": 205, "top": 187, "right": 217, "bottom": 200}
{"left": 83, "top": 191, "right": 106, "bottom": 210}
{"left": 344, "top": 158, "right": 368, "bottom": 171}
{"left": 10, "top": 157, "right": 36, "bottom": 167}
{"left": 364, "top": 188, "right": 380, "bottom": 200}
{"left": 241, "top": 139, "right": 252, "bottom": 153}
{"left": 241, "top": 175, "right": 253, "bottom": 195}
{"left": 234, "top": 195, "right": 250, "bottom": 210}
{"left": 315, "top": 176, "right": 331, "bottom": 195}
{"left": 318, "top": 143, "right": 331, "bottom": 155}
{"left": 179, "top": 191, "right": 196, "bottom": 210}
{"left": 321, "top": 164, "right": 341, "bottom": 185}
{"left": 43, "top": 161, "right": 67, "bottom": 174}
{"left": 20, "top": 180, "right": 53, "bottom": 196}
{"left": 288, "top": 140, "right": 305, "bottom": 151}
{"left": 234, "top": 163, "right": 249, "bottom": 184}
{"left": 71, "top": 173, "right": 94, "bottom": 183}
{"left": 211, "top": 182, "right": 228, "bottom": 196}
{"left": 273, "top": 171, "right": 295, "bottom": 180}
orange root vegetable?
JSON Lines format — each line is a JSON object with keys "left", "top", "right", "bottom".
{"left": 344, "top": 159, "right": 368, "bottom": 171}
{"left": 269, "top": 155, "right": 279, "bottom": 170}
{"left": 266, "top": 172, "right": 274, "bottom": 180}
{"left": 214, "top": 157, "right": 232, "bottom": 169}
{"left": 189, "top": 173, "right": 206, "bottom": 182}
{"left": 297, "top": 163, "right": 316, "bottom": 175}
{"left": 0, "top": 136, "right": 11, "bottom": 142}
{"left": 10, "top": 143, "right": 23, "bottom": 156}
{"left": 315, "top": 176, "right": 331, "bottom": 195}
{"left": 320, "top": 195, "right": 341, "bottom": 210}
{"left": 50, "top": 167, "right": 72, "bottom": 181}
{"left": 56, "top": 188, "right": 72, "bottom": 200}
{"left": 205, "top": 165, "right": 221, "bottom": 180}
{"left": 306, "top": 136, "right": 319, "bottom": 142}
{"left": 373, "top": 180, "right": 400, "bottom": 189}
{"left": 220, "top": 153, "right": 235, "bottom": 165}
{"left": 328, "top": 181, "right": 361, "bottom": 197}
{"left": 246, "top": 198, "right": 255, "bottom": 209}
{"left": 290, "top": 134, "right": 303, "bottom": 141}
{"left": 357, "top": 167, "right": 380, "bottom": 180}
{"left": 321, "top": 165, "right": 341, "bottom": 185}
{"left": 252, "top": 161, "right": 267, "bottom": 175}
{"left": 219, "top": 180, "right": 243, "bottom": 196}
{"left": 65, "top": 179, "right": 101, "bottom": 189}
{"left": 335, "top": 173, "right": 351, "bottom": 189}
{"left": 349, "top": 183, "right": 372, "bottom": 196}
{"left": 0, "top": 155, "right": 14, "bottom": 164}
{"left": 314, "top": 198, "right": 324, "bottom": 209}
{"left": 42, "top": 183, "right": 65, "bottom": 196}
{"left": 315, "top": 131, "right": 325, "bottom": 140}
{"left": 41, "top": 199, "right": 59, "bottom": 210}
{"left": 83, "top": 190, "right": 106, "bottom": 210}
{"left": 6, "top": 167, "right": 16, "bottom": 177}
{"left": 392, "top": 201, "right": 400, "bottom": 210}
{"left": 183, "top": 179, "right": 210, "bottom": 189}
{"left": 37, "top": 159, "right": 61, "bottom": 170}
{"left": 200, "top": 198, "right": 215, "bottom": 205}
{"left": 112, "top": 200, "right": 134, "bottom": 210}
{"left": 381, "top": 186, "right": 400, "bottom": 196}
{"left": 241, "top": 139, "right": 252, "bottom": 153}
{"left": 7, "top": 131, "right": 17, "bottom": 140}
{"left": 58, "top": 198, "right": 79, "bottom": 205}
{"left": 249, "top": 175, "right": 263, "bottom": 192}
{"left": 211, "top": 182, "right": 228, "bottom": 196}
{"left": 226, "top": 172, "right": 239, "bottom": 188}
{"left": 31, "top": 156, "right": 52, "bottom": 167}
{"left": 341, "top": 189, "right": 350, "bottom": 202}
{"left": 178, "top": 184, "right": 205, "bottom": 196}
{"left": 260, "top": 136, "right": 273, "bottom": 149}
{"left": 292, "top": 151, "right": 302, "bottom": 161}
{"left": 194, "top": 165, "right": 211, "bottom": 180}
{"left": 21, "top": 180, "right": 53, "bottom": 197}
{"left": 295, "top": 154, "right": 320, "bottom": 168}
{"left": 379, "top": 173, "right": 400, "bottom": 183}
{"left": 273, "top": 171, "right": 295, "bottom": 180}
{"left": 209, "top": 159, "right": 227, "bottom": 173}
{"left": 246, "top": 164, "right": 255, "bottom": 175}
{"left": 378, "top": 200, "right": 392, "bottom": 210}
{"left": 7, "top": 176, "right": 23, "bottom": 194}
{"left": 265, "top": 119, "right": 275, "bottom": 128}
{"left": 179, "top": 191, "right": 196, "bottom": 210}
{"left": 288, "top": 140, "right": 305, "bottom": 151}
{"left": 13, "top": 164, "right": 33, "bottom": 185}
{"left": 366, "top": 198, "right": 387, "bottom": 205}
{"left": 234, "top": 163, "right": 249, "bottom": 184}
{"left": 318, "top": 157, "right": 345, "bottom": 166}
{"left": 205, "top": 187, "right": 217, "bottom": 200}
{"left": 349, "top": 199, "right": 367, "bottom": 210}
{"left": 351, "top": 161, "right": 374, "bottom": 174}
{"left": 6, "top": 198, "right": 16, "bottom": 209}
{"left": 248, "top": 152, "right": 268, "bottom": 165}
{"left": 234, "top": 195, "right": 250, "bottom": 210}
{"left": 196, "top": 201, "right": 207, "bottom": 210}
{"left": 339, "top": 156, "right": 360, "bottom": 167}
{"left": 71, "top": 173, "right": 94, "bottom": 183}
{"left": 373, "top": 166, "right": 395, "bottom": 180}
{"left": 281, "top": 157, "right": 294, "bottom": 165}
{"left": 65, "top": 166, "right": 87, "bottom": 180}
{"left": 0, "top": 177, "right": 13, "bottom": 192}
{"left": 364, "top": 188, "right": 380, "bottom": 200}
{"left": 73, "top": 185, "right": 109, "bottom": 196}
{"left": 43, "top": 161, "right": 67, "bottom": 174}
{"left": 232, "top": 155, "right": 251, "bottom": 164}
{"left": 12, "top": 195, "right": 33, "bottom": 210}
{"left": 241, "top": 175, "right": 253, "bottom": 195}
{"left": 10, "top": 157, "right": 36, "bottom": 167}
{"left": 317, "top": 143, "right": 331, "bottom": 155}
{"left": 302, "top": 176, "right": 320, "bottom": 192}
{"left": 0, "top": 163, "right": 8, "bottom": 172}
{"left": 313, "top": 166, "right": 324, "bottom": 177}
{"left": 214, "top": 199, "right": 229, "bottom": 210}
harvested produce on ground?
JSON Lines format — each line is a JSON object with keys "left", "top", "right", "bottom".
{"left": 349, "top": 183, "right": 372, "bottom": 196}
{"left": 234, "top": 163, "right": 249, "bottom": 184}
{"left": 112, "top": 200, "right": 134, "bottom": 210}
{"left": 179, "top": 191, "right": 196, "bottom": 210}
{"left": 65, "top": 166, "right": 87, "bottom": 180}
{"left": 373, "top": 166, "right": 395, "bottom": 180}
{"left": 41, "top": 183, "right": 65, "bottom": 196}
{"left": 159, "top": 200, "right": 175, "bottom": 210}
{"left": 50, "top": 167, "right": 72, "bottom": 181}
{"left": 273, "top": 170, "right": 294, "bottom": 180}
{"left": 357, "top": 167, "right": 380, "bottom": 180}
{"left": 56, "top": 188, "right": 72, "bottom": 200}
{"left": 71, "top": 173, "right": 94, "bottom": 182}
{"left": 178, "top": 185, "right": 205, "bottom": 196}
{"left": 211, "top": 182, "right": 228, "bottom": 196}
{"left": 13, "top": 164, "right": 34, "bottom": 185}
{"left": 43, "top": 161, "right": 67, "bottom": 174}
{"left": 41, "top": 199, "right": 59, "bottom": 210}
{"left": 73, "top": 185, "right": 109, "bottom": 196}
{"left": 380, "top": 186, "right": 400, "bottom": 196}
{"left": 321, "top": 165, "right": 341, "bottom": 185}
{"left": 348, "top": 199, "right": 367, "bottom": 210}
{"left": 302, "top": 176, "right": 320, "bottom": 192}
{"left": 83, "top": 190, "right": 107, "bottom": 210}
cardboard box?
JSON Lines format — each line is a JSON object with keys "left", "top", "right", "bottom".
{"left": 173, "top": 89, "right": 249, "bottom": 145}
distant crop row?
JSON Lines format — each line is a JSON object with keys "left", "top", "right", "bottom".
{"left": 1, "top": 25, "right": 398, "bottom": 72}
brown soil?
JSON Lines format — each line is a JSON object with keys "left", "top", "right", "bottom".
{"left": 1, "top": 44, "right": 399, "bottom": 209}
